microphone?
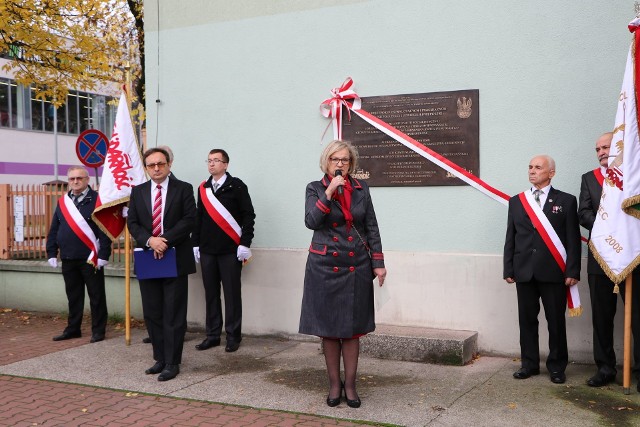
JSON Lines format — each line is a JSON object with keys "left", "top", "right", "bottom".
{"left": 335, "top": 170, "right": 343, "bottom": 195}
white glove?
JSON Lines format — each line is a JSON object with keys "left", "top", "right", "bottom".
{"left": 48, "top": 258, "right": 58, "bottom": 268}
{"left": 193, "top": 246, "right": 200, "bottom": 263}
{"left": 122, "top": 206, "right": 129, "bottom": 218}
{"left": 97, "top": 259, "right": 109, "bottom": 269}
{"left": 237, "top": 245, "right": 252, "bottom": 262}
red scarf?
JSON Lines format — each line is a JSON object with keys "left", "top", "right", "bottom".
{"left": 328, "top": 174, "right": 353, "bottom": 231}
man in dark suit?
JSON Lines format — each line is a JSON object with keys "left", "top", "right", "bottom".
{"left": 579, "top": 132, "right": 640, "bottom": 391}
{"left": 127, "top": 148, "right": 196, "bottom": 382}
{"left": 504, "top": 155, "right": 581, "bottom": 384}
{"left": 47, "top": 166, "right": 112, "bottom": 343}
{"left": 192, "top": 149, "right": 255, "bottom": 353}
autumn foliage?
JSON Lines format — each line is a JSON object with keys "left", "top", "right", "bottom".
{"left": 0, "top": 0, "right": 142, "bottom": 107}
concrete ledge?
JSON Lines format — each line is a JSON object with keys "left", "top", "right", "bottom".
{"left": 0, "top": 259, "right": 128, "bottom": 277}
{"left": 361, "top": 324, "right": 478, "bottom": 366}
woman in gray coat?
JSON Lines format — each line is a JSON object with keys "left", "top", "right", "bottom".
{"left": 299, "top": 140, "right": 387, "bottom": 408}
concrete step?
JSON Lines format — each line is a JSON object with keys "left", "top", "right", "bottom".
{"left": 361, "top": 324, "right": 478, "bottom": 366}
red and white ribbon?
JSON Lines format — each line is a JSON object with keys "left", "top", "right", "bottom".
{"left": 199, "top": 183, "right": 242, "bottom": 245}
{"left": 59, "top": 194, "right": 99, "bottom": 267}
{"left": 519, "top": 191, "right": 582, "bottom": 316}
{"left": 320, "top": 77, "right": 362, "bottom": 141}
{"left": 321, "top": 78, "right": 509, "bottom": 205}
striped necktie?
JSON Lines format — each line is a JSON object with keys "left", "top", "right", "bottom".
{"left": 533, "top": 189, "right": 542, "bottom": 207}
{"left": 152, "top": 184, "right": 162, "bottom": 237}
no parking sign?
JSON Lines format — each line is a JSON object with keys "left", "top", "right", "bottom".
{"left": 76, "top": 129, "right": 108, "bottom": 168}
{"left": 76, "top": 129, "right": 108, "bottom": 185}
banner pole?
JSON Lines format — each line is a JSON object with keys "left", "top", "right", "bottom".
{"left": 623, "top": 275, "right": 632, "bottom": 394}
{"left": 124, "top": 225, "right": 131, "bottom": 346}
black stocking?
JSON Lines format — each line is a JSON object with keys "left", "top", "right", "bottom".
{"left": 323, "top": 338, "right": 342, "bottom": 399}
{"left": 341, "top": 338, "right": 360, "bottom": 400}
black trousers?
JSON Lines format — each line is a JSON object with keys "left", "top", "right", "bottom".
{"left": 516, "top": 280, "right": 568, "bottom": 373}
{"left": 200, "top": 252, "right": 243, "bottom": 343}
{"left": 61, "top": 259, "right": 107, "bottom": 337}
{"left": 589, "top": 272, "right": 640, "bottom": 378}
{"left": 139, "top": 275, "right": 188, "bottom": 365}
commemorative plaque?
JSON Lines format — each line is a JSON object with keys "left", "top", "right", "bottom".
{"left": 342, "top": 89, "right": 479, "bottom": 186}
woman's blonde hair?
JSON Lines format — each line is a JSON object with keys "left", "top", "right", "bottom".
{"left": 319, "top": 140, "right": 359, "bottom": 175}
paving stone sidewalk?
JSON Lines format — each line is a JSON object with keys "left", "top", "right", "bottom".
{"left": 0, "top": 309, "right": 378, "bottom": 427}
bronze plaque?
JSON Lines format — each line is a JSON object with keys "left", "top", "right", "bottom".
{"left": 342, "top": 89, "right": 479, "bottom": 186}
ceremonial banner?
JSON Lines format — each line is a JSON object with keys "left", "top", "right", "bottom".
{"left": 92, "top": 91, "right": 146, "bottom": 240}
{"left": 590, "top": 19, "right": 640, "bottom": 286}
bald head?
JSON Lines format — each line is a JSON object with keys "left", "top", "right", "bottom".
{"left": 528, "top": 155, "right": 555, "bottom": 189}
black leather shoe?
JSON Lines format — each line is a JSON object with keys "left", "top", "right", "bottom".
{"left": 195, "top": 338, "right": 220, "bottom": 351}
{"left": 344, "top": 390, "right": 361, "bottom": 408}
{"left": 158, "top": 364, "right": 179, "bottom": 381}
{"left": 145, "top": 361, "right": 165, "bottom": 375}
{"left": 89, "top": 335, "right": 104, "bottom": 343}
{"left": 587, "top": 372, "right": 616, "bottom": 387}
{"left": 326, "top": 395, "right": 341, "bottom": 407}
{"left": 142, "top": 337, "right": 151, "bottom": 344}
{"left": 52, "top": 331, "right": 81, "bottom": 341}
{"left": 225, "top": 341, "right": 240, "bottom": 352}
{"left": 513, "top": 367, "right": 540, "bottom": 379}
{"left": 550, "top": 371, "right": 566, "bottom": 384}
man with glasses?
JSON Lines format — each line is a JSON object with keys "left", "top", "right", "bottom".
{"left": 192, "top": 149, "right": 255, "bottom": 353}
{"left": 46, "top": 166, "right": 112, "bottom": 343}
{"left": 127, "top": 148, "right": 197, "bottom": 381}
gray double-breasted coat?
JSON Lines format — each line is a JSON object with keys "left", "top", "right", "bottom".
{"left": 299, "top": 175, "right": 385, "bottom": 338}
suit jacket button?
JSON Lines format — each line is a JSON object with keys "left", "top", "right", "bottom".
{"left": 333, "top": 267, "right": 339, "bottom": 272}
{"left": 333, "top": 236, "right": 339, "bottom": 242}
{"left": 347, "top": 236, "right": 354, "bottom": 242}
{"left": 333, "top": 251, "right": 338, "bottom": 257}
{"left": 349, "top": 266, "right": 355, "bottom": 272}
{"left": 532, "top": 249, "right": 537, "bottom": 253}
{"left": 332, "top": 222, "right": 338, "bottom": 227}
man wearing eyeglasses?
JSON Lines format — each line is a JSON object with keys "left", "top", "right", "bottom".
{"left": 127, "top": 147, "right": 197, "bottom": 381}
{"left": 192, "top": 149, "right": 256, "bottom": 353}
{"left": 46, "top": 166, "right": 112, "bottom": 343}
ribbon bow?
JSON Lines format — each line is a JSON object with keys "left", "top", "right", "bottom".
{"left": 319, "top": 77, "right": 362, "bottom": 141}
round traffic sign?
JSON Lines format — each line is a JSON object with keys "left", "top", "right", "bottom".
{"left": 76, "top": 129, "right": 108, "bottom": 168}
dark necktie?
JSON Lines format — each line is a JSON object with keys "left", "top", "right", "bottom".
{"left": 152, "top": 184, "right": 162, "bottom": 237}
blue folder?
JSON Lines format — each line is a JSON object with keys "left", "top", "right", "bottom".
{"left": 133, "top": 247, "right": 178, "bottom": 279}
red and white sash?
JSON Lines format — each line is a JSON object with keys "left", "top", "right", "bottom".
{"left": 593, "top": 168, "right": 605, "bottom": 186}
{"left": 59, "top": 194, "right": 99, "bottom": 266}
{"left": 199, "top": 183, "right": 241, "bottom": 245}
{"left": 518, "top": 191, "right": 582, "bottom": 316}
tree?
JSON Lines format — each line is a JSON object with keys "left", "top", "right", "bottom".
{"left": 0, "top": 0, "right": 141, "bottom": 108}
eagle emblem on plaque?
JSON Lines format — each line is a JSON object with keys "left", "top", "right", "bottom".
{"left": 456, "top": 97, "right": 472, "bottom": 119}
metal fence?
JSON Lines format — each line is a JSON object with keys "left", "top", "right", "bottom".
{"left": 0, "top": 183, "right": 130, "bottom": 263}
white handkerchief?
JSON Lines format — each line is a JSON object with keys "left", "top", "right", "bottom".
{"left": 373, "top": 277, "right": 390, "bottom": 311}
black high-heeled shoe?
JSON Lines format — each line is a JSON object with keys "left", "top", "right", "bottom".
{"left": 343, "top": 383, "right": 361, "bottom": 408}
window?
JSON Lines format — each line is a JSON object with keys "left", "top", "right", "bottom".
{"left": 0, "top": 78, "right": 116, "bottom": 135}
{"left": 0, "top": 79, "right": 10, "bottom": 127}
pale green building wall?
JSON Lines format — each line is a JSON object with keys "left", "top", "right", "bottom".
{"left": 133, "top": 0, "right": 632, "bottom": 359}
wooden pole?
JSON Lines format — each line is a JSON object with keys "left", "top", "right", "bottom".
{"left": 623, "top": 274, "right": 633, "bottom": 394}
{"left": 124, "top": 225, "right": 131, "bottom": 346}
